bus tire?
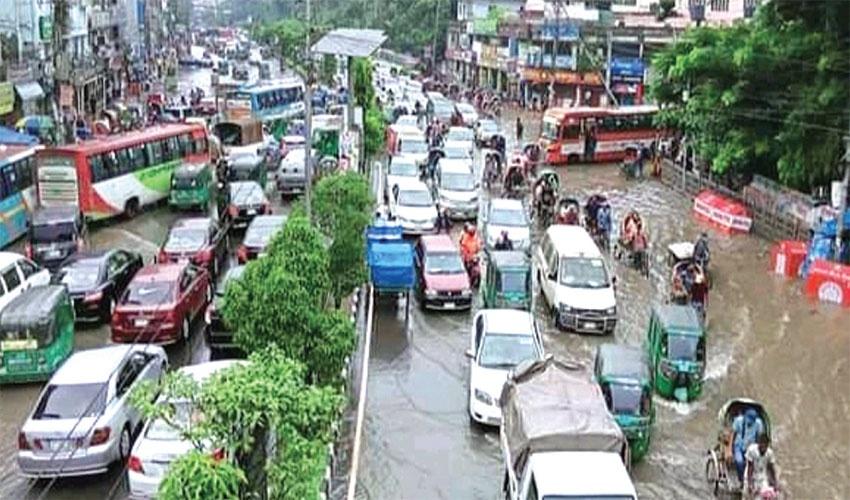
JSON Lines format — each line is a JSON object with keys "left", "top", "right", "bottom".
{"left": 125, "top": 198, "right": 140, "bottom": 219}
{"left": 567, "top": 154, "right": 580, "bottom": 164}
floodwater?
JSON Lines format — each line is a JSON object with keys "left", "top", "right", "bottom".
{"left": 0, "top": 64, "right": 291, "bottom": 499}
{"left": 356, "top": 109, "right": 850, "bottom": 499}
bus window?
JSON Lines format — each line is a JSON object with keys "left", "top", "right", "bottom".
{"left": 168, "top": 136, "right": 180, "bottom": 159}
{"left": 103, "top": 151, "right": 119, "bottom": 179}
{"left": 562, "top": 124, "right": 581, "bottom": 139}
{"left": 600, "top": 116, "right": 617, "bottom": 132}
{"left": 178, "top": 134, "right": 191, "bottom": 155}
{"left": 193, "top": 137, "right": 208, "bottom": 155}
{"left": 15, "top": 158, "right": 34, "bottom": 191}
{"left": 0, "top": 165, "right": 15, "bottom": 198}
{"left": 116, "top": 148, "right": 132, "bottom": 175}
{"left": 130, "top": 145, "right": 147, "bottom": 170}
{"left": 90, "top": 155, "right": 106, "bottom": 182}
{"left": 147, "top": 142, "right": 163, "bottom": 165}
{"left": 160, "top": 139, "right": 174, "bottom": 163}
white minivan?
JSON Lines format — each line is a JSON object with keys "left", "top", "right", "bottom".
{"left": 534, "top": 226, "right": 617, "bottom": 334}
{"left": 0, "top": 252, "right": 51, "bottom": 314}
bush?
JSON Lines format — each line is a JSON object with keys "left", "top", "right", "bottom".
{"left": 158, "top": 451, "right": 245, "bottom": 500}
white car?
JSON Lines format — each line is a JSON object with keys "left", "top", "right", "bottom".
{"left": 445, "top": 127, "right": 475, "bottom": 156}
{"left": 454, "top": 102, "right": 479, "bottom": 127}
{"left": 436, "top": 159, "right": 478, "bottom": 220}
{"left": 475, "top": 119, "right": 501, "bottom": 147}
{"left": 397, "top": 132, "right": 429, "bottom": 167}
{"left": 483, "top": 198, "right": 531, "bottom": 251}
{"left": 441, "top": 140, "right": 473, "bottom": 162}
{"left": 18, "top": 345, "right": 168, "bottom": 477}
{"left": 466, "top": 309, "right": 543, "bottom": 426}
{"left": 395, "top": 115, "right": 422, "bottom": 130}
{"left": 385, "top": 155, "right": 422, "bottom": 198}
{"left": 0, "top": 252, "right": 51, "bottom": 314}
{"left": 389, "top": 179, "right": 438, "bottom": 235}
{"left": 127, "top": 360, "right": 245, "bottom": 498}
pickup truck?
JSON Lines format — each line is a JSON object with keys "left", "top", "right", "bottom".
{"left": 500, "top": 356, "right": 638, "bottom": 500}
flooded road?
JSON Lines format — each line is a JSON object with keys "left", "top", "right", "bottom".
{"left": 357, "top": 110, "right": 850, "bottom": 499}
{"left": 0, "top": 64, "right": 291, "bottom": 499}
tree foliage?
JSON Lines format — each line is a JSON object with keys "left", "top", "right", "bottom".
{"left": 350, "top": 58, "right": 385, "bottom": 157}
{"left": 313, "top": 172, "right": 375, "bottom": 306}
{"left": 648, "top": 1, "right": 850, "bottom": 190}
{"left": 157, "top": 451, "right": 245, "bottom": 500}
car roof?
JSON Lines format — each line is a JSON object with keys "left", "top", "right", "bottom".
{"left": 172, "top": 217, "right": 212, "bottom": 230}
{"left": 0, "top": 251, "right": 27, "bottom": 269}
{"left": 229, "top": 180, "right": 263, "bottom": 192}
{"left": 529, "top": 452, "right": 636, "bottom": 496}
{"left": 456, "top": 102, "right": 475, "bottom": 110}
{"left": 447, "top": 126, "right": 471, "bottom": 134}
{"left": 652, "top": 304, "right": 704, "bottom": 335}
{"left": 489, "top": 198, "right": 524, "bottom": 210}
{"left": 31, "top": 206, "right": 79, "bottom": 225}
{"left": 438, "top": 159, "right": 473, "bottom": 173}
{"left": 133, "top": 263, "right": 186, "bottom": 282}
{"left": 480, "top": 309, "right": 535, "bottom": 335}
{"left": 545, "top": 225, "right": 602, "bottom": 257}
{"left": 391, "top": 154, "right": 418, "bottom": 165}
{"left": 248, "top": 215, "right": 287, "bottom": 227}
{"left": 62, "top": 249, "right": 113, "bottom": 266}
{"left": 51, "top": 345, "right": 152, "bottom": 385}
{"left": 420, "top": 234, "right": 458, "bottom": 253}
{"left": 177, "top": 360, "right": 247, "bottom": 382}
{"left": 394, "top": 178, "right": 430, "bottom": 191}
{"left": 489, "top": 250, "right": 530, "bottom": 267}
{"left": 174, "top": 162, "right": 208, "bottom": 175}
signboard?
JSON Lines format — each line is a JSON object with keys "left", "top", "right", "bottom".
{"left": 473, "top": 17, "right": 499, "bottom": 36}
{"left": 527, "top": 54, "right": 574, "bottom": 69}
{"left": 479, "top": 45, "right": 498, "bottom": 68}
{"left": 610, "top": 58, "right": 645, "bottom": 79}
{"left": 59, "top": 84, "right": 74, "bottom": 108}
{"left": 39, "top": 16, "right": 53, "bottom": 40}
{"left": 0, "top": 83, "right": 14, "bottom": 115}
{"left": 522, "top": 69, "right": 603, "bottom": 85}
{"left": 538, "top": 22, "right": 580, "bottom": 41}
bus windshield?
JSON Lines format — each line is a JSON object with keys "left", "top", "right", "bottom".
{"left": 542, "top": 119, "right": 559, "bottom": 140}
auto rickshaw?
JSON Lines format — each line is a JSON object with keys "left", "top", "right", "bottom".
{"left": 313, "top": 124, "right": 341, "bottom": 177}
{"left": 481, "top": 250, "right": 531, "bottom": 310}
{"left": 169, "top": 162, "right": 213, "bottom": 211}
{"left": 645, "top": 304, "right": 706, "bottom": 403}
{"left": 594, "top": 344, "right": 655, "bottom": 462}
{"left": 228, "top": 153, "right": 268, "bottom": 188}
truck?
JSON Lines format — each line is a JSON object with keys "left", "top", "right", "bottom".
{"left": 500, "top": 356, "right": 638, "bottom": 500}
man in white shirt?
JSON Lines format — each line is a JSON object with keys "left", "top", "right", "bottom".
{"left": 745, "top": 433, "right": 780, "bottom": 497}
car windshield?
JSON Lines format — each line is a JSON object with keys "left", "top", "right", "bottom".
{"left": 489, "top": 208, "right": 527, "bottom": 227}
{"left": 542, "top": 119, "right": 559, "bottom": 140}
{"left": 425, "top": 252, "right": 464, "bottom": 274}
{"left": 230, "top": 183, "right": 266, "bottom": 204}
{"left": 123, "top": 282, "right": 173, "bottom": 305}
{"left": 31, "top": 222, "right": 76, "bottom": 243}
{"left": 441, "top": 172, "right": 474, "bottom": 191}
{"left": 400, "top": 138, "right": 427, "bottom": 154}
{"left": 244, "top": 220, "right": 284, "bottom": 247}
{"left": 33, "top": 383, "right": 106, "bottom": 419}
{"left": 396, "top": 116, "right": 418, "bottom": 127}
{"left": 480, "top": 121, "right": 498, "bottom": 134}
{"left": 457, "top": 104, "right": 475, "bottom": 114}
{"left": 500, "top": 270, "right": 529, "bottom": 293}
{"left": 398, "top": 189, "right": 433, "bottom": 207}
{"left": 55, "top": 262, "right": 101, "bottom": 289}
{"left": 389, "top": 160, "right": 418, "bottom": 177}
{"left": 217, "top": 266, "right": 246, "bottom": 296}
{"left": 668, "top": 335, "right": 700, "bottom": 361}
{"left": 165, "top": 228, "right": 207, "bottom": 251}
{"left": 145, "top": 401, "right": 199, "bottom": 441}
{"left": 608, "top": 383, "right": 643, "bottom": 415}
{"left": 172, "top": 174, "right": 202, "bottom": 189}
{"left": 443, "top": 146, "right": 470, "bottom": 159}
{"left": 433, "top": 102, "right": 453, "bottom": 115}
{"left": 478, "top": 334, "right": 538, "bottom": 369}
{"left": 559, "top": 257, "right": 609, "bottom": 288}
{"left": 447, "top": 129, "right": 473, "bottom": 142}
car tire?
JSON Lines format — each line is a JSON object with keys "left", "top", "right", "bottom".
{"left": 181, "top": 318, "right": 191, "bottom": 343}
{"left": 118, "top": 425, "right": 132, "bottom": 464}
{"left": 125, "top": 198, "right": 140, "bottom": 219}
{"left": 102, "top": 297, "right": 116, "bottom": 323}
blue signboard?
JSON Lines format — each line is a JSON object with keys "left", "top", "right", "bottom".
{"left": 527, "top": 53, "right": 574, "bottom": 70}
{"left": 610, "top": 58, "right": 645, "bottom": 78}
{"left": 540, "top": 22, "right": 579, "bottom": 41}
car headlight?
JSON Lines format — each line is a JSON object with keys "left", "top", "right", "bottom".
{"left": 474, "top": 388, "right": 494, "bottom": 406}
{"left": 460, "top": 289, "right": 472, "bottom": 297}
{"left": 606, "top": 306, "right": 617, "bottom": 316}
{"left": 559, "top": 303, "right": 573, "bottom": 314}
{"left": 425, "top": 289, "right": 438, "bottom": 297}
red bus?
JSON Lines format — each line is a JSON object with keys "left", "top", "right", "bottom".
{"left": 36, "top": 123, "right": 209, "bottom": 219}
{"left": 539, "top": 105, "right": 660, "bottom": 165}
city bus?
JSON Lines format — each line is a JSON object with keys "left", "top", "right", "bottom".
{"left": 0, "top": 144, "right": 40, "bottom": 248}
{"left": 226, "top": 78, "right": 306, "bottom": 139}
{"left": 36, "top": 123, "right": 209, "bottom": 220}
{"left": 539, "top": 105, "right": 660, "bottom": 165}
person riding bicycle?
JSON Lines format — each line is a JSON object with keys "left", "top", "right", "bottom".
{"left": 694, "top": 232, "right": 710, "bottom": 269}
{"left": 732, "top": 408, "right": 765, "bottom": 482}
{"left": 459, "top": 223, "right": 482, "bottom": 269}
{"left": 494, "top": 230, "right": 513, "bottom": 251}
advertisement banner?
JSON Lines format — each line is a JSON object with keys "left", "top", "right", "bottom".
{"left": 610, "top": 58, "right": 645, "bottom": 79}
{"left": 538, "top": 22, "right": 579, "bottom": 41}
{"left": 521, "top": 70, "right": 603, "bottom": 86}
{"left": 0, "top": 83, "right": 14, "bottom": 115}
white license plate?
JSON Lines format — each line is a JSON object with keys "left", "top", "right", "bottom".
{"left": 247, "top": 209, "right": 256, "bottom": 215}
{"left": 145, "top": 462, "right": 168, "bottom": 478}
{"left": 135, "top": 319, "right": 150, "bottom": 327}
{"left": 48, "top": 440, "right": 72, "bottom": 452}
{"left": 45, "top": 250, "right": 61, "bottom": 259}
{"left": 444, "top": 302, "right": 456, "bottom": 309}
{"left": 583, "top": 322, "right": 597, "bottom": 330}
{"left": 178, "top": 258, "right": 189, "bottom": 264}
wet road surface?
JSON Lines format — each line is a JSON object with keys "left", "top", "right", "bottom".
{"left": 0, "top": 64, "right": 291, "bottom": 499}
{"left": 357, "top": 109, "right": 850, "bottom": 499}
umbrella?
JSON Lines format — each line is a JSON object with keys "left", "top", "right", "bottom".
{"left": 15, "top": 115, "right": 54, "bottom": 133}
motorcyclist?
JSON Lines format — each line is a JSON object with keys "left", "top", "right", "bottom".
{"left": 504, "top": 164, "right": 524, "bottom": 194}
{"left": 459, "top": 223, "right": 482, "bottom": 274}
{"left": 533, "top": 179, "right": 556, "bottom": 216}
{"left": 694, "top": 232, "right": 710, "bottom": 269}
{"left": 494, "top": 230, "right": 513, "bottom": 251}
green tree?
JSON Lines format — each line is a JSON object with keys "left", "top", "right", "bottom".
{"left": 350, "top": 58, "right": 385, "bottom": 157}
{"left": 157, "top": 451, "right": 245, "bottom": 500}
{"left": 320, "top": 54, "right": 337, "bottom": 86}
{"left": 648, "top": 2, "right": 850, "bottom": 189}
{"left": 351, "top": 57, "right": 376, "bottom": 108}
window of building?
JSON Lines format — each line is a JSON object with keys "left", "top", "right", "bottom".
{"left": 710, "top": 0, "right": 729, "bottom": 11}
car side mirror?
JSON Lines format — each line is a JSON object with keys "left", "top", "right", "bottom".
{"left": 465, "top": 348, "right": 474, "bottom": 359}
{"left": 548, "top": 271, "right": 557, "bottom": 281}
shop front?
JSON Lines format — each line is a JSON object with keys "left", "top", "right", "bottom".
{"left": 609, "top": 58, "right": 646, "bottom": 105}
{"left": 521, "top": 68, "right": 606, "bottom": 109}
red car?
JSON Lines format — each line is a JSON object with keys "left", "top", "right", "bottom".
{"left": 158, "top": 218, "right": 229, "bottom": 277}
{"left": 416, "top": 234, "right": 472, "bottom": 311}
{"left": 111, "top": 263, "right": 212, "bottom": 345}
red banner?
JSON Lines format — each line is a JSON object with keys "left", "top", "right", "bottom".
{"left": 770, "top": 240, "right": 808, "bottom": 277}
{"left": 693, "top": 190, "right": 752, "bottom": 234}
{"left": 804, "top": 259, "right": 850, "bottom": 307}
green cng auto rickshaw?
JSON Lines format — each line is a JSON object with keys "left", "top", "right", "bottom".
{"left": 228, "top": 153, "right": 268, "bottom": 188}
{"left": 594, "top": 344, "right": 655, "bottom": 461}
{"left": 0, "top": 285, "right": 75, "bottom": 384}
{"left": 645, "top": 304, "right": 706, "bottom": 403}
{"left": 482, "top": 250, "right": 531, "bottom": 310}
{"left": 313, "top": 117, "right": 343, "bottom": 177}
{"left": 170, "top": 162, "right": 213, "bottom": 211}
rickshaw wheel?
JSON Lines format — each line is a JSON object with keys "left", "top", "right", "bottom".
{"left": 705, "top": 457, "right": 720, "bottom": 496}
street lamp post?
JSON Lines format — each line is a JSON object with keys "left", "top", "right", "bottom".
{"left": 303, "top": 0, "right": 314, "bottom": 221}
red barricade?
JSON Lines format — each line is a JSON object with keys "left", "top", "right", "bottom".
{"left": 770, "top": 240, "right": 808, "bottom": 277}
{"left": 693, "top": 190, "right": 752, "bottom": 234}
{"left": 804, "top": 259, "right": 850, "bottom": 307}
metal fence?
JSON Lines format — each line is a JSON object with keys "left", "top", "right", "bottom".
{"left": 659, "top": 159, "right": 812, "bottom": 242}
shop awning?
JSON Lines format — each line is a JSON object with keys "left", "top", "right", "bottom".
{"left": 15, "top": 82, "right": 44, "bottom": 102}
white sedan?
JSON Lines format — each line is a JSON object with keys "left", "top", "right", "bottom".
{"left": 127, "top": 360, "right": 246, "bottom": 498}
{"left": 454, "top": 102, "right": 479, "bottom": 127}
{"left": 466, "top": 309, "right": 544, "bottom": 426}
{"left": 389, "top": 179, "right": 438, "bottom": 235}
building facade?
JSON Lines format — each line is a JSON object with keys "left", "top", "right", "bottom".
{"left": 445, "top": 0, "right": 760, "bottom": 107}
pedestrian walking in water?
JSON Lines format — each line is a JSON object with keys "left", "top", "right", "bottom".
{"left": 516, "top": 117, "right": 524, "bottom": 144}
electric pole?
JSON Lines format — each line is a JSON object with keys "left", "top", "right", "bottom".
{"left": 431, "top": 0, "right": 441, "bottom": 73}
{"left": 304, "top": 0, "right": 314, "bottom": 221}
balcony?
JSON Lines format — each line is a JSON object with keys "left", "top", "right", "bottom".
{"left": 525, "top": 53, "right": 575, "bottom": 70}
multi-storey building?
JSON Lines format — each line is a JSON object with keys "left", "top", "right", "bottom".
{"left": 445, "top": 0, "right": 760, "bottom": 107}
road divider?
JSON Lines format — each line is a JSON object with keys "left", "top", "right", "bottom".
{"left": 346, "top": 284, "right": 374, "bottom": 500}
